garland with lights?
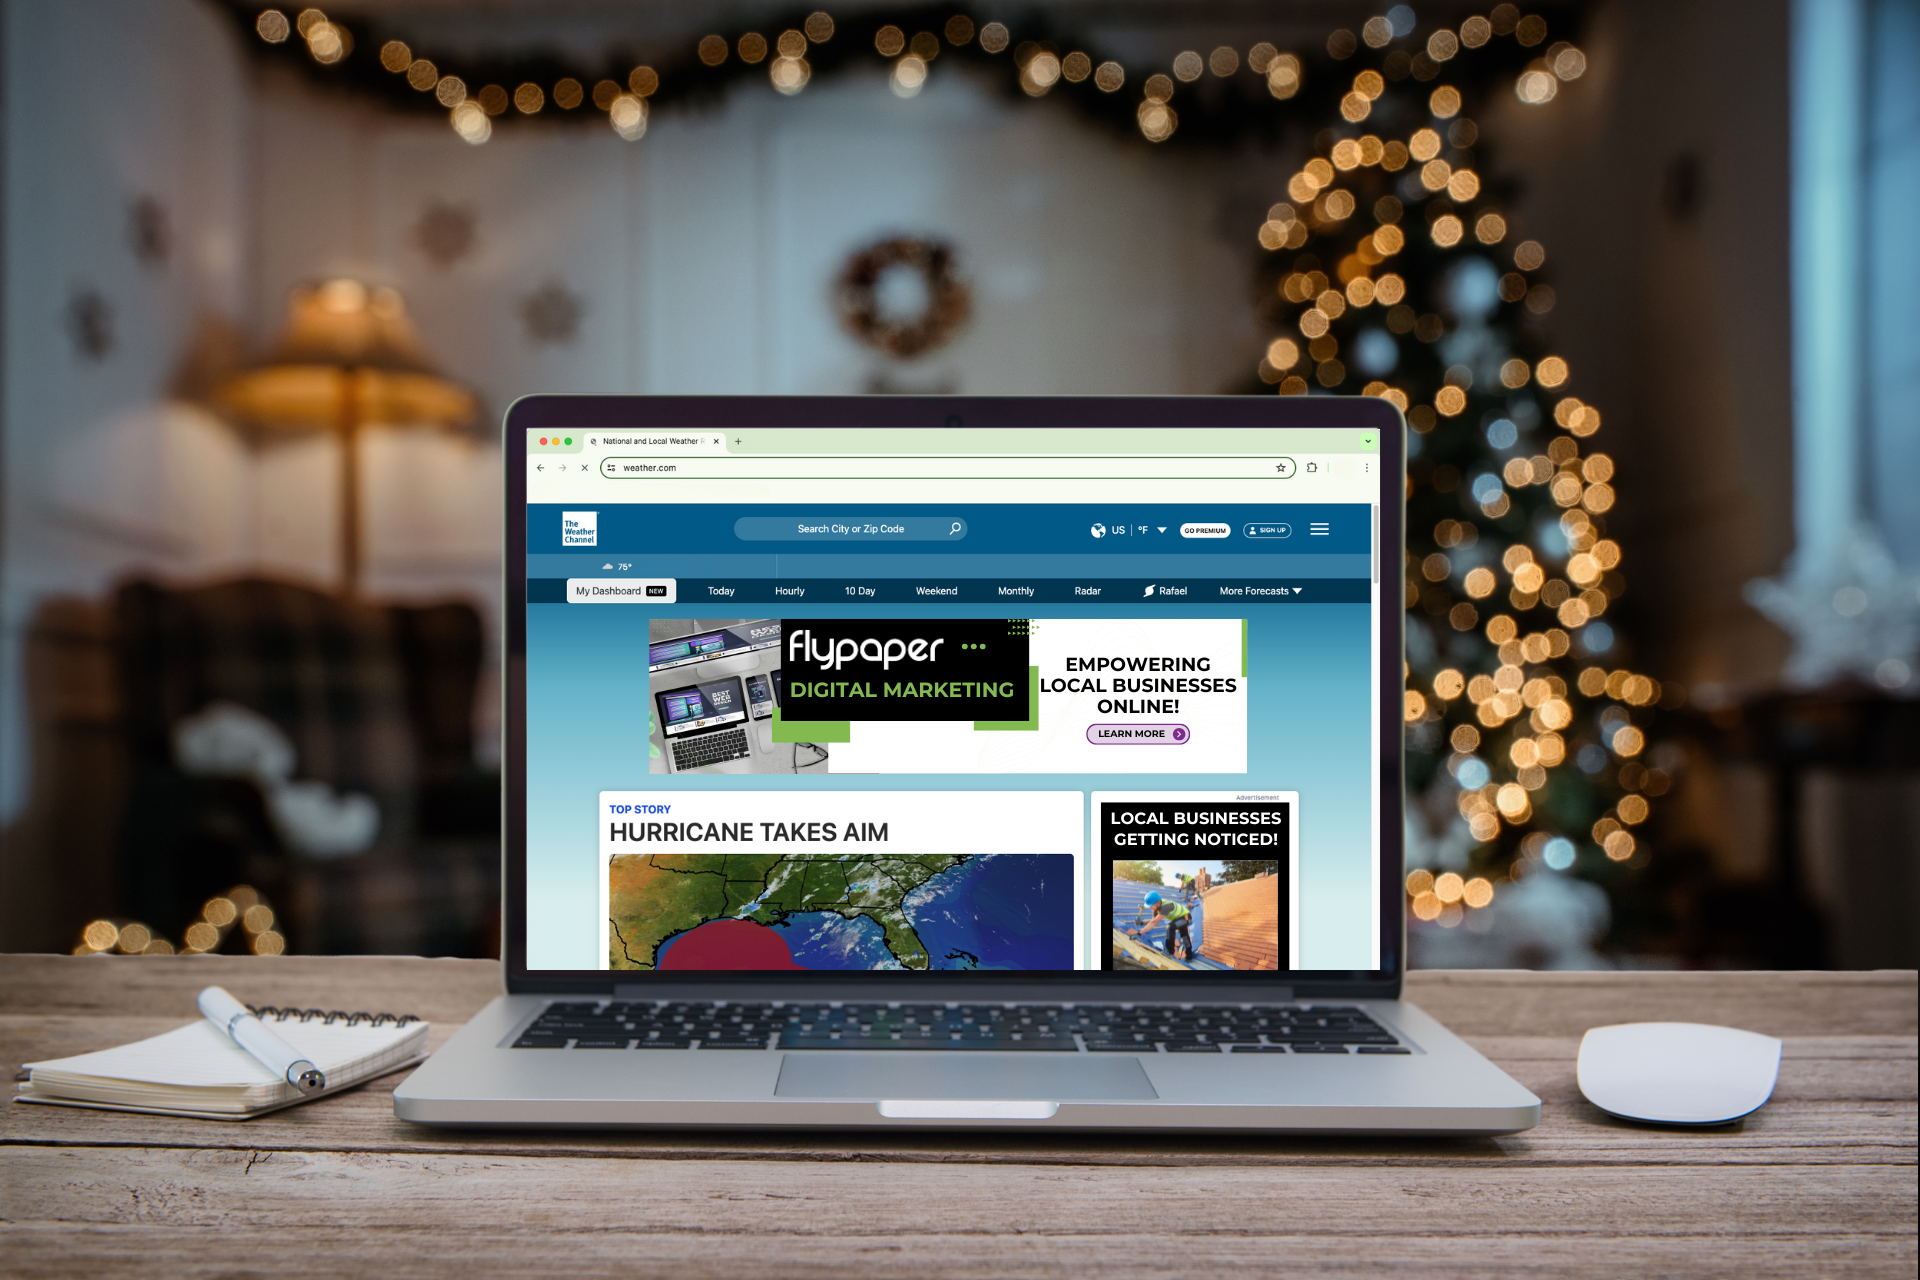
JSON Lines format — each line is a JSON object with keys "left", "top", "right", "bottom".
{"left": 222, "top": 3, "right": 1580, "bottom": 151}
{"left": 228, "top": 2, "right": 1669, "bottom": 948}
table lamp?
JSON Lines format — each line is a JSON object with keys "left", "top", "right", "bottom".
{"left": 217, "top": 280, "right": 475, "bottom": 593}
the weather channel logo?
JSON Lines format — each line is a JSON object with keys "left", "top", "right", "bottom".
{"left": 562, "top": 511, "right": 598, "bottom": 547}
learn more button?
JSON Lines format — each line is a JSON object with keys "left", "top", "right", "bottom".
{"left": 1180, "top": 523, "right": 1231, "bottom": 539}
{"left": 1086, "top": 723, "right": 1191, "bottom": 745}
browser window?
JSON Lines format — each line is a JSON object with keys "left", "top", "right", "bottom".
{"left": 522, "top": 427, "right": 1384, "bottom": 975}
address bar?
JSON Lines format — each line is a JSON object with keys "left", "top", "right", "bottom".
{"left": 595, "top": 455, "right": 1298, "bottom": 480}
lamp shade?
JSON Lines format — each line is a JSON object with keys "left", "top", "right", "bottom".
{"left": 217, "top": 280, "right": 475, "bottom": 431}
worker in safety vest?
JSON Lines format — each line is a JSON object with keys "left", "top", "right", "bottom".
{"left": 1135, "top": 891, "right": 1194, "bottom": 960}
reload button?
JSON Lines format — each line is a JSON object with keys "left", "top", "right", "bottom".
{"left": 1180, "top": 523, "right": 1231, "bottom": 539}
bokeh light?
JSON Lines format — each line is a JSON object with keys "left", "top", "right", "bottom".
{"left": 609, "top": 93, "right": 647, "bottom": 139}
{"left": 1021, "top": 53, "right": 1067, "bottom": 94}
{"left": 1137, "top": 100, "right": 1177, "bottom": 142}
{"left": 451, "top": 100, "right": 491, "bottom": 144}
{"left": 893, "top": 54, "right": 928, "bottom": 96}
{"left": 1267, "top": 54, "right": 1302, "bottom": 98}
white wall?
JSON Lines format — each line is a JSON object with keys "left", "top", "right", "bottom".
{"left": 251, "top": 61, "right": 1261, "bottom": 408}
{"left": 1, "top": 0, "right": 252, "bottom": 817}
{"left": 1, "top": 18, "right": 1269, "bottom": 817}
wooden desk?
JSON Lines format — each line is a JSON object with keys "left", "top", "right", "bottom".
{"left": 4, "top": 958, "right": 1913, "bottom": 1276}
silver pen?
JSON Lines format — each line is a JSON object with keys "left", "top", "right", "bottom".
{"left": 198, "top": 986, "right": 326, "bottom": 1093}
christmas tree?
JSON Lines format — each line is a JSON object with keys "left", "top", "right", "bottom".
{"left": 1249, "top": 5, "right": 1670, "bottom": 949}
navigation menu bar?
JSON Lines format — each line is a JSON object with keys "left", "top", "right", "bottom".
{"left": 531, "top": 578, "right": 1371, "bottom": 605}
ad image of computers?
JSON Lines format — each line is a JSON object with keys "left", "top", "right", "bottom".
{"left": 646, "top": 618, "right": 806, "bottom": 775}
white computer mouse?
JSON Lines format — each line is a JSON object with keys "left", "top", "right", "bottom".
{"left": 1576, "top": 1022, "right": 1782, "bottom": 1126}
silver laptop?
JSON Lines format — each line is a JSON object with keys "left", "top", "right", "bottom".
{"left": 395, "top": 396, "right": 1540, "bottom": 1133}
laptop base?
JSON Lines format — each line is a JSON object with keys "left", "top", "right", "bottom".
{"left": 394, "top": 995, "right": 1540, "bottom": 1134}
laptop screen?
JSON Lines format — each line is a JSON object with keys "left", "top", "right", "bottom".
{"left": 656, "top": 677, "right": 749, "bottom": 736}
{"left": 515, "top": 411, "right": 1399, "bottom": 983}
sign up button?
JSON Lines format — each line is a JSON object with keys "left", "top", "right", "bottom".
{"left": 1244, "top": 522, "right": 1292, "bottom": 539}
{"left": 1180, "top": 523, "right": 1230, "bottom": 539}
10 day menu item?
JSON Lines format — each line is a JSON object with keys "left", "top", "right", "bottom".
{"left": 18, "top": 1009, "right": 429, "bottom": 1120}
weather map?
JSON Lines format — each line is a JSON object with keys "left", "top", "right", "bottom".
{"left": 608, "top": 852, "right": 1074, "bottom": 971}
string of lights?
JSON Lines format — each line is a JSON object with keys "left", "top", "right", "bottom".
{"left": 225, "top": 4, "right": 1580, "bottom": 149}
{"left": 72, "top": 885, "right": 287, "bottom": 957}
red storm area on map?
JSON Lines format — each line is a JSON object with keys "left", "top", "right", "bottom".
{"left": 656, "top": 918, "right": 809, "bottom": 970}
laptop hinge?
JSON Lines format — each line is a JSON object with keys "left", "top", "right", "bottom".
{"left": 610, "top": 983, "right": 1297, "bottom": 1003}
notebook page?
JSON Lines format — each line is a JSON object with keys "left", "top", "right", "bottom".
{"left": 27, "top": 1018, "right": 425, "bottom": 1089}
{"left": 30, "top": 1022, "right": 279, "bottom": 1088}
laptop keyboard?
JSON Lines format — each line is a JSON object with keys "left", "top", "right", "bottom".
{"left": 671, "top": 728, "right": 750, "bottom": 770}
{"left": 511, "top": 1002, "right": 1409, "bottom": 1054}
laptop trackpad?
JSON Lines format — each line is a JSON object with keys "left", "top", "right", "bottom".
{"left": 774, "top": 1053, "right": 1157, "bottom": 1101}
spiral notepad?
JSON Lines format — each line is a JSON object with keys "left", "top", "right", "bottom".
{"left": 17, "top": 1005, "right": 430, "bottom": 1120}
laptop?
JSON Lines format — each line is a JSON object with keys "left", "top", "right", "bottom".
{"left": 395, "top": 396, "right": 1541, "bottom": 1133}
{"left": 654, "top": 676, "right": 754, "bottom": 772}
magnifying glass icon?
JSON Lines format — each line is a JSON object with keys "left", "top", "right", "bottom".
{"left": 949, "top": 521, "right": 963, "bottom": 536}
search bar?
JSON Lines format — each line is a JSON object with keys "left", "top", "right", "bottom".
{"left": 600, "top": 456, "right": 1292, "bottom": 479}
{"left": 732, "top": 516, "right": 968, "bottom": 542}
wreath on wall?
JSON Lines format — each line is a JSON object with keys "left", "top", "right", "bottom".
{"left": 835, "top": 236, "right": 972, "bottom": 359}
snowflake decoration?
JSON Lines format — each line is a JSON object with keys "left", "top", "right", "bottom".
{"left": 413, "top": 201, "right": 477, "bottom": 268}
{"left": 1746, "top": 526, "right": 1920, "bottom": 692}
{"left": 519, "top": 280, "right": 583, "bottom": 345}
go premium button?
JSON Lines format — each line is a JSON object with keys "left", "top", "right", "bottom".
{"left": 1087, "top": 723, "right": 1191, "bottom": 745}
{"left": 1180, "top": 523, "right": 1231, "bottom": 539}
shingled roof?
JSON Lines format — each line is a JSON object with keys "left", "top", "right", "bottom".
{"left": 1197, "top": 874, "right": 1281, "bottom": 971}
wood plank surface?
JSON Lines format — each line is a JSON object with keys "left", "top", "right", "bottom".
{"left": 3, "top": 957, "right": 1913, "bottom": 1278}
